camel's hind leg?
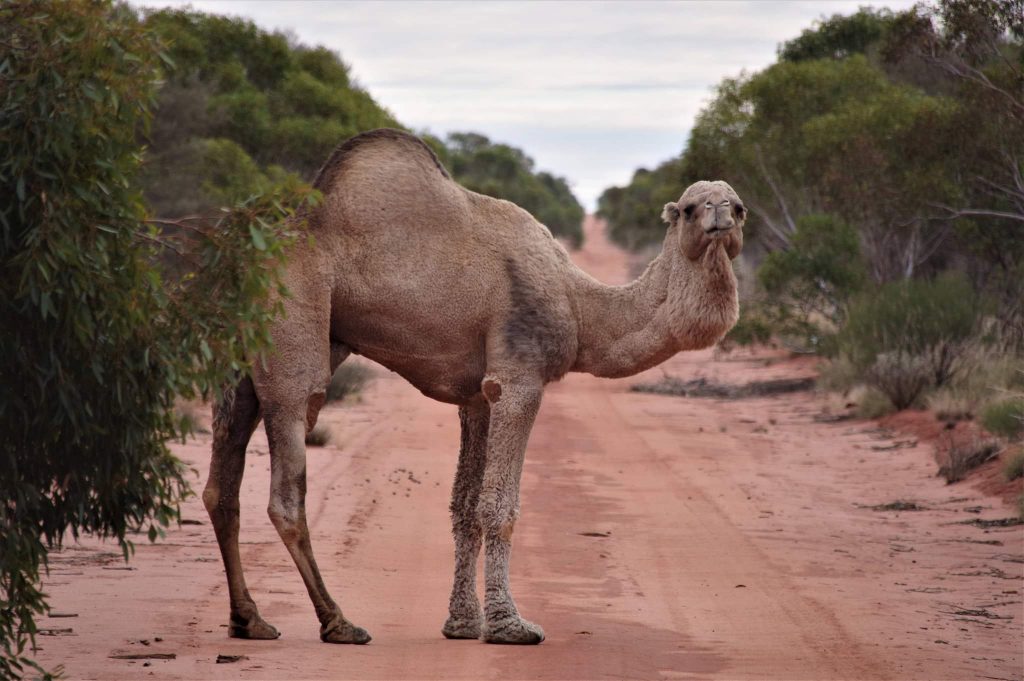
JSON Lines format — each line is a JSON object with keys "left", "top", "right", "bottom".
{"left": 443, "top": 400, "right": 489, "bottom": 639}
{"left": 204, "top": 377, "right": 279, "bottom": 639}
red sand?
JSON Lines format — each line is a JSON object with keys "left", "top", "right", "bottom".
{"left": 35, "top": 218, "right": 1022, "bottom": 680}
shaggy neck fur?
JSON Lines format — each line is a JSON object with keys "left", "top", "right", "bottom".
{"left": 571, "top": 226, "right": 739, "bottom": 379}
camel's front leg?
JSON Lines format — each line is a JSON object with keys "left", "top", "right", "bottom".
{"left": 476, "top": 379, "right": 545, "bottom": 644}
{"left": 443, "top": 401, "right": 490, "bottom": 639}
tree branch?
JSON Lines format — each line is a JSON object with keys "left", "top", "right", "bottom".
{"left": 928, "top": 203, "right": 1024, "bottom": 223}
{"left": 753, "top": 144, "right": 797, "bottom": 234}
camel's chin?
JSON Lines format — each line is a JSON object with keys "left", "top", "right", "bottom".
{"left": 725, "top": 234, "right": 743, "bottom": 259}
{"left": 686, "top": 235, "right": 732, "bottom": 262}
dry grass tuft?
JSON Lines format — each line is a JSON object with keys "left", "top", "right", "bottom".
{"left": 174, "top": 401, "right": 210, "bottom": 436}
{"left": 1004, "top": 447, "right": 1024, "bottom": 481}
{"left": 851, "top": 385, "right": 896, "bottom": 419}
{"left": 305, "top": 424, "right": 332, "bottom": 447}
{"left": 938, "top": 437, "right": 1001, "bottom": 484}
{"left": 926, "top": 388, "right": 975, "bottom": 422}
{"left": 326, "top": 363, "right": 373, "bottom": 403}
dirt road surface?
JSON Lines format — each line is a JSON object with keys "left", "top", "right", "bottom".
{"left": 37, "top": 218, "right": 1022, "bottom": 680}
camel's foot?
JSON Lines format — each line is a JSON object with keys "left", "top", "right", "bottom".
{"left": 228, "top": 611, "right": 280, "bottom": 640}
{"left": 481, "top": 615, "right": 545, "bottom": 645}
{"left": 442, "top": 613, "right": 482, "bottom": 640}
{"left": 320, "top": 617, "right": 372, "bottom": 645}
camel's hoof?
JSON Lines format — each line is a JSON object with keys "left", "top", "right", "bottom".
{"left": 321, "top": 619, "right": 372, "bottom": 644}
{"left": 228, "top": 613, "right": 280, "bottom": 640}
{"left": 481, "top": 616, "right": 545, "bottom": 645}
{"left": 442, "top": 615, "right": 482, "bottom": 640}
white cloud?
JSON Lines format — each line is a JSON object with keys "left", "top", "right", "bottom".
{"left": 131, "top": 0, "right": 918, "bottom": 209}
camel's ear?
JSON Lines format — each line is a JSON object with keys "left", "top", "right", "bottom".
{"left": 661, "top": 202, "right": 680, "bottom": 225}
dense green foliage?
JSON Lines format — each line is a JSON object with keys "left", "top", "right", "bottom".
{"left": 0, "top": 2, "right": 311, "bottom": 676}
{"left": 779, "top": 8, "right": 895, "bottom": 62}
{"left": 756, "top": 214, "right": 867, "bottom": 350}
{"left": 601, "top": 0, "right": 1023, "bottom": 365}
{"left": 139, "top": 8, "right": 584, "bottom": 244}
{"left": 139, "top": 7, "right": 397, "bottom": 216}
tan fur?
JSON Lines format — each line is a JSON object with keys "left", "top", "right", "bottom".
{"left": 203, "top": 129, "right": 744, "bottom": 645}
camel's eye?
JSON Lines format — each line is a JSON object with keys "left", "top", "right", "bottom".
{"left": 683, "top": 204, "right": 696, "bottom": 219}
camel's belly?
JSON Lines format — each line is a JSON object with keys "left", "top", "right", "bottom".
{"left": 350, "top": 341, "right": 486, "bottom": 405}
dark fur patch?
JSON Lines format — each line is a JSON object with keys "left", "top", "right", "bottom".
{"left": 482, "top": 379, "right": 502, "bottom": 403}
{"left": 213, "top": 375, "right": 261, "bottom": 451}
{"left": 503, "top": 259, "right": 569, "bottom": 382}
{"left": 312, "top": 128, "right": 451, "bottom": 192}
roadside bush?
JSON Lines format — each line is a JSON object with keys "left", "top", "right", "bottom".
{"left": 326, "top": 363, "right": 373, "bottom": 403}
{"left": 838, "top": 274, "right": 981, "bottom": 408}
{"left": 0, "top": 4, "right": 308, "bottom": 676}
{"left": 981, "top": 398, "right": 1024, "bottom": 440}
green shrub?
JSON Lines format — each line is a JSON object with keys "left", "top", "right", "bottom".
{"left": 981, "top": 398, "right": 1024, "bottom": 440}
{"left": 759, "top": 214, "right": 867, "bottom": 329}
{"left": 720, "top": 306, "right": 774, "bottom": 349}
{"left": 838, "top": 274, "right": 982, "bottom": 408}
{"left": 326, "top": 363, "right": 373, "bottom": 403}
{"left": 0, "top": 4, "right": 309, "bottom": 675}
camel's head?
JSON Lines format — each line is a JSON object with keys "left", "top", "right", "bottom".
{"left": 661, "top": 180, "right": 745, "bottom": 261}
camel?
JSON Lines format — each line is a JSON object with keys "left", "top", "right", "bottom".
{"left": 202, "top": 128, "right": 744, "bottom": 646}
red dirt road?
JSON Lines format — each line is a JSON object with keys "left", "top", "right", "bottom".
{"left": 37, "top": 218, "right": 1022, "bottom": 680}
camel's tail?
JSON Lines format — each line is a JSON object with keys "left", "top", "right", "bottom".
{"left": 211, "top": 375, "right": 262, "bottom": 458}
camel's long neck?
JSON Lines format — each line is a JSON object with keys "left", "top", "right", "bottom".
{"left": 570, "top": 232, "right": 739, "bottom": 378}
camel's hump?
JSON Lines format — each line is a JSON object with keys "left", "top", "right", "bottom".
{"left": 312, "top": 128, "right": 451, "bottom": 192}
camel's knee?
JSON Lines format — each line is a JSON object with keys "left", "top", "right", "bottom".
{"left": 267, "top": 501, "right": 305, "bottom": 543}
{"left": 202, "top": 485, "right": 220, "bottom": 514}
{"left": 203, "top": 484, "right": 240, "bottom": 519}
{"left": 476, "top": 491, "right": 518, "bottom": 540}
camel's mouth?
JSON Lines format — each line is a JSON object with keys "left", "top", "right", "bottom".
{"left": 703, "top": 226, "right": 731, "bottom": 236}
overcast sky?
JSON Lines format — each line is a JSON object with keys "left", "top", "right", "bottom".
{"left": 131, "top": 0, "right": 918, "bottom": 210}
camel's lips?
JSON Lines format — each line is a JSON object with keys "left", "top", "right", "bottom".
{"left": 704, "top": 226, "right": 732, "bottom": 236}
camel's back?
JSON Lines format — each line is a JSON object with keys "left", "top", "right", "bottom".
{"left": 306, "top": 129, "right": 577, "bottom": 402}
{"left": 310, "top": 129, "right": 555, "bottom": 255}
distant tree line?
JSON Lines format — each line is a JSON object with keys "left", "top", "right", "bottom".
{"left": 140, "top": 7, "right": 584, "bottom": 245}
